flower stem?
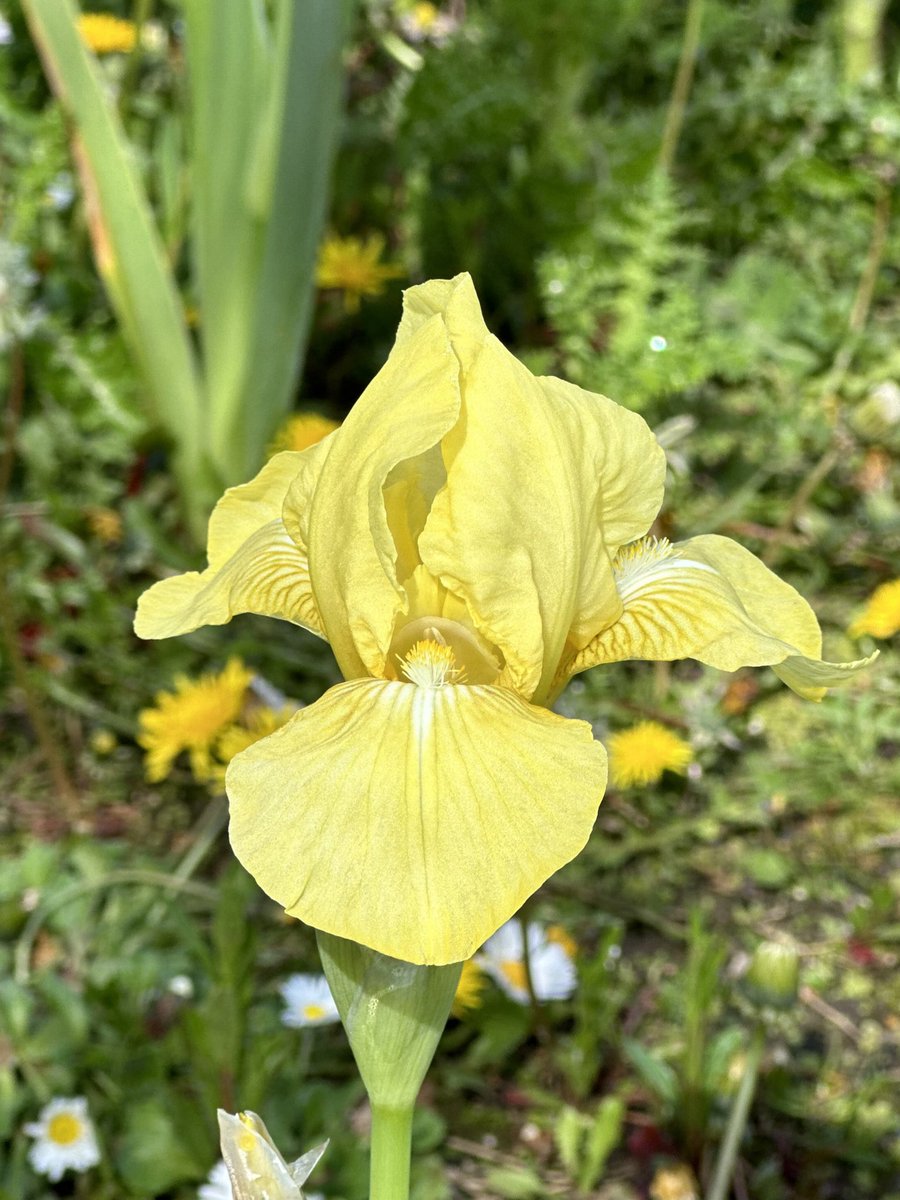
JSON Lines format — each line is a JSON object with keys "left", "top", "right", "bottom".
{"left": 370, "top": 1104, "right": 414, "bottom": 1200}
{"left": 706, "top": 1022, "right": 765, "bottom": 1200}
{"left": 657, "top": 0, "right": 705, "bottom": 176}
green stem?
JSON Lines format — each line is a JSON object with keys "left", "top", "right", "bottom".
{"left": 657, "top": 0, "right": 705, "bottom": 176}
{"left": 706, "top": 1023, "right": 765, "bottom": 1200}
{"left": 841, "top": 0, "right": 890, "bottom": 86}
{"left": 370, "top": 1104, "right": 413, "bottom": 1200}
{"left": 763, "top": 182, "right": 891, "bottom": 566}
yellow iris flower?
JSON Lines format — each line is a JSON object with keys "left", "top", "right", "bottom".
{"left": 134, "top": 274, "right": 872, "bottom": 966}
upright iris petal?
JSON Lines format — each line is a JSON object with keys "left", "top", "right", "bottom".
{"left": 135, "top": 272, "right": 873, "bottom": 967}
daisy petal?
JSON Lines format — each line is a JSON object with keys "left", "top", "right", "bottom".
{"left": 226, "top": 677, "right": 607, "bottom": 965}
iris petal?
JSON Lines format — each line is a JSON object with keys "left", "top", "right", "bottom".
{"left": 135, "top": 450, "right": 329, "bottom": 640}
{"left": 564, "top": 534, "right": 874, "bottom": 699}
{"left": 226, "top": 677, "right": 607, "bottom": 965}
{"left": 302, "top": 313, "right": 461, "bottom": 681}
{"left": 406, "top": 276, "right": 664, "bottom": 702}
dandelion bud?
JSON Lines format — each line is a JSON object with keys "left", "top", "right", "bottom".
{"left": 743, "top": 941, "right": 799, "bottom": 1011}
{"left": 851, "top": 381, "right": 900, "bottom": 440}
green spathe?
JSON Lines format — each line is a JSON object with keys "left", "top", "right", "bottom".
{"left": 317, "top": 931, "right": 461, "bottom": 1108}
{"left": 317, "top": 933, "right": 462, "bottom": 1200}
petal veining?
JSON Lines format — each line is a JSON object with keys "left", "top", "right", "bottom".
{"left": 135, "top": 451, "right": 327, "bottom": 640}
{"left": 562, "top": 534, "right": 874, "bottom": 699}
{"left": 226, "top": 677, "right": 607, "bottom": 965}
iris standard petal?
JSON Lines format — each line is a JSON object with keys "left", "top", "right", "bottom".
{"left": 135, "top": 450, "right": 327, "bottom": 640}
{"left": 226, "top": 678, "right": 607, "bottom": 965}
{"left": 303, "top": 313, "right": 461, "bottom": 681}
{"left": 395, "top": 272, "right": 488, "bottom": 372}
{"left": 563, "top": 534, "right": 874, "bottom": 699}
{"left": 418, "top": 288, "right": 662, "bottom": 701}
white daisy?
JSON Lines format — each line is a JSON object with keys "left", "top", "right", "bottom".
{"left": 478, "top": 920, "right": 577, "bottom": 1004}
{"left": 24, "top": 1096, "right": 101, "bottom": 1182}
{"left": 199, "top": 1159, "right": 233, "bottom": 1200}
{"left": 278, "top": 974, "right": 340, "bottom": 1028}
{"left": 397, "top": 2, "right": 458, "bottom": 44}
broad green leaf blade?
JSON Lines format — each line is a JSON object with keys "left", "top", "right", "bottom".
{"left": 181, "top": 0, "right": 270, "bottom": 484}
{"left": 237, "top": 0, "right": 355, "bottom": 479}
{"left": 183, "top": 0, "right": 353, "bottom": 487}
{"left": 22, "top": 0, "right": 204, "bottom": 472}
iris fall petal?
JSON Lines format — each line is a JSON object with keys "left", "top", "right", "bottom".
{"left": 226, "top": 677, "right": 607, "bottom": 965}
{"left": 565, "top": 534, "right": 873, "bottom": 699}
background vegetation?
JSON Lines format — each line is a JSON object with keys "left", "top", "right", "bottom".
{"left": 1, "top": 1, "right": 898, "bottom": 1197}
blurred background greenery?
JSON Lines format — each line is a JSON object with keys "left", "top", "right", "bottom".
{"left": 1, "top": 1, "right": 898, "bottom": 1197}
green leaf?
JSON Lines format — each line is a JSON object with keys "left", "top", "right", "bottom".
{"left": 554, "top": 1105, "right": 586, "bottom": 1178}
{"left": 579, "top": 1096, "right": 625, "bottom": 1192}
{"left": 484, "top": 1165, "right": 544, "bottom": 1199}
{"left": 621, "top": 1037, "right": 679, "bottom": 1108}
{"left": 184, "top": 0, "right": 354, "bottom": 485}
{"left": 115, "top": 1098, "right": 208, "bottom": 1195}
{"left": 21, "top": 0, "right": 204, "bottom": 479}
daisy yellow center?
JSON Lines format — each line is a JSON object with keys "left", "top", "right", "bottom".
{"left": 609, "top": 721, "right": 693, "bottom": 787}
{"left": 47, "top": 1114, "right": 82, "bottom": 1145}
{"left": 303, "top": 1003, "right": 327, "bottom": 1021}
{"left": 500, "top": 959, "right": 528, "bottom": 994}
{"left": 546, "top": 924, "right": 577, "bottom": 959}
{"left": 401, "top": 639, "right": 464, "bottom": 688}
{"left": 412, "top": 2, "right": 439, "bottom": 28}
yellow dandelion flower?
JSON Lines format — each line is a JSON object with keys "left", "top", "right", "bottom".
{"left": 217, "top": 706, "right": 297, "bottom": 766}
{"left": 849, "top": 578, "right": 900, "bottom": 639}
{"left": 650, "top": 1163, "right": 699, "bottom": 1200}
{"left": 268, "top": 413, "right": 339, "bottom": 458}
{"left": 609, "top": 721, "right": 693, "bottom": 788}
{"left": 316, "top": 234, "right": 403, "bottom": 313}
{"left": 77, "top": 13, "right": 137, "bottom": 55}
{"left": 138, "top": 658, "right": 253, "bottom": 783}
{"left": 451, "top": 959, "right": 487, "bottom": 1016}
{"left": 85, "top": 505, "right": 123, "bottom": 544}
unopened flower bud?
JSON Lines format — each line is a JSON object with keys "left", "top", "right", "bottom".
{"left": 743, "top": 941, "right": 799, "bottom": 1010}
{"left": 217, "top": 1110, "right": 326, "bottom": 1200}
{"left": 851, "top": 382, "right": 900, "bottom": 440}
